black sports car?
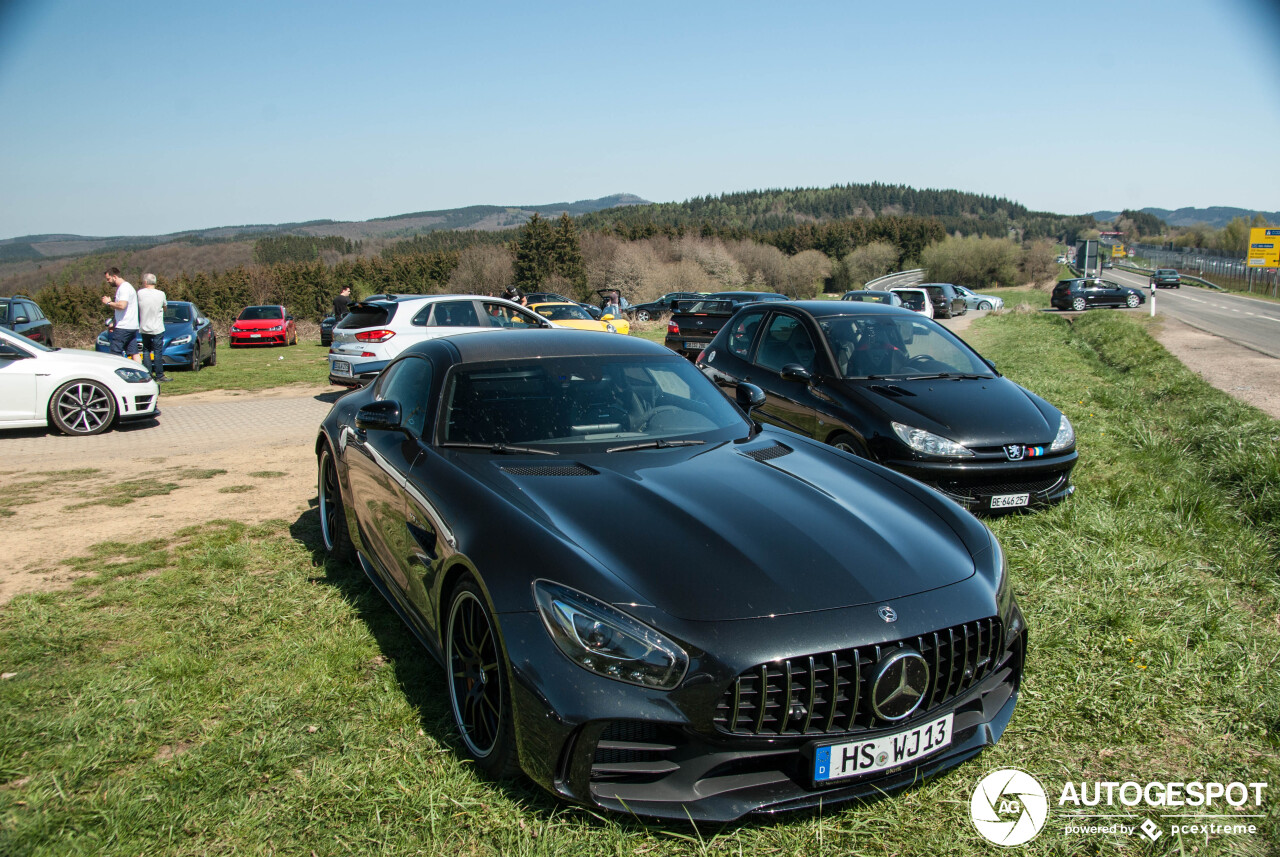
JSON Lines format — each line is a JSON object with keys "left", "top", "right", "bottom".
{"left": 315, "top": 329, "right": 1025, "bottom": 821}
{"left": 697, "top": 302, "right": 1077, "bottom": 513}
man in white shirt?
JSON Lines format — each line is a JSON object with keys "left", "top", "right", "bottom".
{"left": 102, "top": 267, "right": 140, "bottom": 359}
{"left": 136, "top": 273, "right": 169, "bottom": 381}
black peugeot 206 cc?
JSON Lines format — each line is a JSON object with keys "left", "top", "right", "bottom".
{"left": 315, "top": 329, "right": 1026, "bottom": 822}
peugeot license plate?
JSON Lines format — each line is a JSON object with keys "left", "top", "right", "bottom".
{"left": 332, "top": 360, "right": 353, "bottom": 377}
{"left": 990, "top": 493, "right": 1030, "bottom": 509}
{"left": 814, "top": 713, "right": 952, "bottom": 783}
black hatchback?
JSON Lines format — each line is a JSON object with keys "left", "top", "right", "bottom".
{"left": 918, "top": 283, "right": 968, "bottom": 319}
{"left": 1051, "top": 278, "right": 1145, "bottom": 311}
{"left": 0, "top": 295, "right": 54, "bottom": 346}
{"left": 696, "top": 301, "right": 1077, "bottom": 512}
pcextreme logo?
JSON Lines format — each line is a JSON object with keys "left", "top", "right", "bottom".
{"left": 970, "top": 768, "right": 1049, "bottom": 846}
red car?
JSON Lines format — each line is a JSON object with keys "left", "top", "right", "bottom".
{"left": 229, "top": 305, "right": 297, "bottom": 347}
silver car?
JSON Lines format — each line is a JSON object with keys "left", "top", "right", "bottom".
{"left": 953, "top": 285, "right": 1004, "bottom": 311}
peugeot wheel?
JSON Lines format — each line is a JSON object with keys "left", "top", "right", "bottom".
{"left": 829, "top": 432, "right": 868, "bottom": 457}
{"left": 50, "top": 380, "right": 117, "bottom": 436}
{"left": 317, "top": 445, "right": 353, "bottom": 561}
{"left": 1071, "top": 297, "right": 1087, "bottom": 312}
{"left": 446, "top": 577, "right": 519, "bottom": 778}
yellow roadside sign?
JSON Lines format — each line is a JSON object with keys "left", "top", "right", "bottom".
{"left": 1247, "top": 227, "right": 1280, "bottom": 268}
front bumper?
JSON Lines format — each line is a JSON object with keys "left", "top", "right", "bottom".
{"left": 115, "top": 387, "right": 161, "bottom": 423}
{"left": 230, "top": 331, "right": 288, "bottom": 346}
{"left": 882, "top": 450, "right": 1077, "bottom": 513}
{"left": 498, "top": 594, "right": 1026, "bottom": 822}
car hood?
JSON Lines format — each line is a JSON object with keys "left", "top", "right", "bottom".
{"left": 840, "top": 376, "right": 1059, "bottom": 446}
{"left": 38, "top": 345, "right": 139, "bottom": 372}
{"left": 462, "top": 440, "right": 977, "bottom": 621}
{"left": 232, "top": 318, "right": 285, "bottom": 329}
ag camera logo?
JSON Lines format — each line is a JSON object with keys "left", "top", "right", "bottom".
{"left": 971, "top": 768, "right": 1049, "bottom": 846}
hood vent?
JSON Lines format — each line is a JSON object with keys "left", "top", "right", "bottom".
{"left": 868, "top": 385, "right": 917, "bottom": 398}
{"left": 742, "top": 442, "right": 792, "bottom": 462}
{"left": 500, "top": 463, "right": 598, "bottom": 477}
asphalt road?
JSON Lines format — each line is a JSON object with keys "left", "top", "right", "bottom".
{"left": 1104, "top": 268, "right": 1280, "bottom": 359}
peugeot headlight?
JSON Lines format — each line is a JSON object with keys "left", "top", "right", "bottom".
{"left": 891, "top": 421, "right": 973, "bottom": 457}
{"left": 534, "top": 580, "right": 688, "bottom": 690}
{"left": 115, "top": 366, "right": 151, "bottom": 384}
{"left": 1049, "top": 414, "right": 1075, "bottom": 451}
{"left": 170, "top": 334, "right": 192, "bottom": 346}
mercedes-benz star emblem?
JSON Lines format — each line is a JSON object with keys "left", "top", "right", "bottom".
{"left": 870, "top": 648, "right": 930, "bottom": 721}
{"left": 878, "top": 605, "right": 897, "bottom": 623}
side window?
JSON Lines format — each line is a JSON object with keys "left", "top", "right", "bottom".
{"left": 428, "top": 300, "right": 481, "bottom": 328}
{"left": 754, "top": 314, "right": 815, "bottom": 374}
{"left": 376, "top": 357, "right": 434, "bottom": 438}
{"left": 482, "top": 303, "right": 540, "bottom": 328}
{"left": 728, "top": 310, "right": 766, "bottom": 359}
{"left": 28, "top": 303, "right": 45, "bottom": 320}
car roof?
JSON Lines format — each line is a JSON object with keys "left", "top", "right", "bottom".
{"left": 765, "top": 300, "right": 918, "bottom": 319}
{"left": 709, "top": 291, "right": 788, "bottom": 300}
{"left": 843, "top": 290, "right": 897, "bottom": 297}
{"left": 405, "top": 329, "right": 671, "bottom": 363}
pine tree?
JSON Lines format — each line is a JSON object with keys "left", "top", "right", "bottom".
{"left": 513, "top": 213, "right": 556, "bottom": 290}
{"left": 551, "top": 213, "right": 587, "bottom": 293}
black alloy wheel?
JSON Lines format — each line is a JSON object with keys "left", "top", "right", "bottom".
{"left": 446, "top": 578, "right": 518, "bottom": 778}
{"left": 189, "top": 346, "right": 202, "bottom": 371}
{"left": 317, "top": 446, "right": 353, "bottom": 561}
{"left": 50, "top": 380, "right": 116, "bottom": 436}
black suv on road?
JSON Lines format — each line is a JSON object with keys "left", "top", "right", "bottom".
{"left": 918, "top": 283, "right": 968, "bottom": 319}
{"left": 0, "top": 295, "right": 54, "bottom": 345}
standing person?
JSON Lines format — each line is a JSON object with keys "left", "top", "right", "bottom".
{"left": 503, "top": 286, "right": 527, "bottom": 307}
{"left": 102, "top": 267, "right": 140, "bottom": 359}
{"left": 136, "top": 273, "right": 169, "bottom": 381}
{"left": 332, "top": 285, "right": 352, "bottom": 320}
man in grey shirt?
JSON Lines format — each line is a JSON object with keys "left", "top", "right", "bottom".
{"left": 136, "top": 273, "right": 169, "bottom": 381}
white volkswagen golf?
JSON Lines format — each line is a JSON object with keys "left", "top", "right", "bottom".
{"left": 0, "top": 327, "right": 160, "bottom": 435}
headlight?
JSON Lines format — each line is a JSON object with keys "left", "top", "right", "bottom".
{"left": 115, "top": 367, "right": 151, "bottom": 384}
{"left": 534, "top": 580, "right": 688, "bottom": 690}
{"left": 891, "top": 421, "right": 973, "bottom": 457}
{"left": 170, "top": 335, "right": 192, "bottom": 346}
{"left": 1049, "top": 414, "right": 1075, "bottom": 451}
{"left": 97, "top": 333, "right": 109, "bottom": 343}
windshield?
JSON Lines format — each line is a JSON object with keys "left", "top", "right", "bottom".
{"left": 846, "top": 293, "right": 892, "bottom": 304}
{"left": 533, "top": 303, "right": 592, "bottom": 322}
{"left": 0, "top": 304, "right": 8, "bottom": 323}
{"left": 238, "top": 306, "right": 284, "bottom": 321}
{"left": 164, "top": 304, "right": 192, "bottom": 323}
{"left": 439, "top": 355, "right": 749, "bottom": 451}
{"left": 819, "top": 314, "right": 994, "bottom": 379}
{"left": 0, "top": 328, "right": 53, "bottom": 353}
{"left": 894, "top": 290, "right": 926, "bottom": 311}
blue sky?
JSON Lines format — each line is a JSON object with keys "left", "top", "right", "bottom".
{"left": 1, "top": 0, "right": 1277, "bottom": 239}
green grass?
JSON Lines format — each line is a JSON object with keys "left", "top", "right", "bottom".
{"left": 153, "top": 337, "right": 331, "bottom": 396}
{"left": 247, "top": 471, "right": 287, "bottom": 479}
{"left": 1, "top": 312, "right": 1278, "bottom": 854}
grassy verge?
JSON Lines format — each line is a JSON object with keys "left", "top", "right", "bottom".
{"left": 151, "top": 337, "right": 331, "bottom": 396}
{"left": 1, "top": 312, "right": 1277, "bottom": 855}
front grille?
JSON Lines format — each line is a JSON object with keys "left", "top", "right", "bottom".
{"left": 133, "top": 395, "right": 155, "bottom": 412}
{"left": 590, "top": 721, "right": 683, "bottom": 785}
{"left": 499, "top": 464, "right": 597, "bottom": 477}
{"left": 714, "top": 617, "right": 1003, "bottom": 736}
{"left": 935, "top": 472, "right": 1067, "bottom": 500}
{"left": 742, "top": 442, "right": 791, "bottom": 462}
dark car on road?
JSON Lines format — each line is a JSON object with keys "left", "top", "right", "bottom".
{"left": 0, "top": 295, "right": 54, "bottom": 346}
{"left": 96, "top": 300, "right": 217, "bottom": 371}
{"left": 664, "top": 291, "right": 789, "bottom": 358}
{"left": 1149, "top": 269, "right": 1181, "bottom": 289}
{"left": 696, "top": 301, "right": 1077, "bottom": 513}
{"left": 918, "top": 283, "right": 968, "bottom": 319}
{"left": 315, "top": 329, "right": 1025, "bottom": 821}
{"left": 1051, "top": 278, "right": 1145, "bottom": 311}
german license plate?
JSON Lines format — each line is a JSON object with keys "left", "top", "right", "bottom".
{"left": 332, "top": 360, "right": 353, "bottom": 377}
{"left": 990, "top": 493, "right": 1030, "bottom": 509}
{"left": 250, "top": 333, "right": 261, "bottom": 338}
{"left": 684, "top": 341, "right": 707, "bottom": 350}
{"left": 814, "top": 713, "right": 952, "bottom": 783}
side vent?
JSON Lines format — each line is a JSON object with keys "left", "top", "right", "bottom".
{"left": 743, "top": 442, "right": 792, "bottom": 462}
{"left": 499, "top": 463, "right": 598, "bottom": 477}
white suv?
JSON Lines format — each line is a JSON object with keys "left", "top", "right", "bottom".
{"left": 328, "top": 294, "right": 555, "bottom": 387}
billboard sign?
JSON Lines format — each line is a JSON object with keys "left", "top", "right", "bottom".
{"left": 1247, "top": 227, "right": 1280, "bottom": 268}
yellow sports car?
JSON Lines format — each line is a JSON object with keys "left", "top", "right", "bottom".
{"left": 528, "top": 301, "right": 630, "bottom": 335}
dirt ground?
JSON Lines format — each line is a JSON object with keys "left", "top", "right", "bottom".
{"left": 1, "top": 313, "right": 1277, "bottom": 605}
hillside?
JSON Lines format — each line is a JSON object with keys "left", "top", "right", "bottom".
{"left": 1091, "top": 205, "right": 1280, "bottom": 229}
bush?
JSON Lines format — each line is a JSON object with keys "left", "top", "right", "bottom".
{"left": 920, "top": 236, "right": 1019, "bottom": 288}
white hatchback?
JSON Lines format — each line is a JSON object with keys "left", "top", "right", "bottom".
{"left": 0, "top": 327, "right": 160, "bottom": 435}
{"left": 328, "top": 294, "right": 556, "bottom": 387}
{"left": 889, "top": 287, "right": 935, "bottom": 319}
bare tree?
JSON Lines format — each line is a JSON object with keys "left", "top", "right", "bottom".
{"left": 782, "top": 250, "right": 832, "bottom": 299}
{"left": 727, "top": 240, "right": 788, "bottom": 291}
{"left": 446, "top": 245, "right": 513, "bottom": 295}
{"left": 842, "top": 241, "right": 900, "bottom": 286}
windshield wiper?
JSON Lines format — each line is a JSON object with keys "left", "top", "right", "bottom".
{"left": 605, "top": 439, "right": 707, "bottom": 453}
{"left": 904, "top": 372, "right": 993, "bottom": 381}
{"left": 438, "top": 442, "right": 557, "bottom": 456}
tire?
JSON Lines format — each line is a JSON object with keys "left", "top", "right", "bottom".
{"left": 1071, "top": 297, "right": 1087, "bottom": 312}
{"left": 49, "top": 379, "right": 116, "bottom": 436}
{"left": 317, "top": 445, "right": 354, "bottom": 561}
{"left": 1126, "top": 294, "right": 1140, "bottom": 308}
{"left": 977, "top": 301, "right": 992, "bottom": 311}
{"left": 445, "top": 577, "right": 519, "bottom": 779}
{"left": 290, "top": 329, "right": 298, "bottom": 346}
{"left": 190, "top": 347, "right": 202, "bottom": 372}
{"left": 829, "top": 431, "right": 868, "bottom": 457}
{"left": 206, "top": 343, "right": 217, "bottom": 367}
{"left": 635, "top": 309, "right": 652, "bottom": 322}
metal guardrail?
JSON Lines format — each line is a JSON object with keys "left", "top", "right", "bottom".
{"left": 1098, "top": 262, "right": 1226, "bottom": 291}
{"left": 865, "top": 269, "right": 924, "bottom": 290}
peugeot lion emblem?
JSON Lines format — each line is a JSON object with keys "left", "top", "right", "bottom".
{"left": 1004, "top": 444, "right": 1025, "bottom": 461}
{"left": 878, "top": 605, "right": 897, "bottom": 623}
{"left": 870, "top": 649, "right": 930, "bottom": 721}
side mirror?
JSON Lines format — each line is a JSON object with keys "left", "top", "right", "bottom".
{"left": 285, "top": 315, "right": 295, "bottom": 321}
{"left": 779, "top": 363, "right": 813, "bottom": 384}
{"left": 735, "top": 383, "right": 766, "bottom": 417}
{"left": 355, "top": 400, "right": 403, "bottom": 433}
{"left": 600, "top": 313, "right": 615, "bottom": 321}
{"left": 14, "top": 316, "right": 29, "bottom": 325}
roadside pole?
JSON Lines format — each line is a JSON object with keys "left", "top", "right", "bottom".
{"left": 1150, "top": 282, "right": 1156, "bottom": 317}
